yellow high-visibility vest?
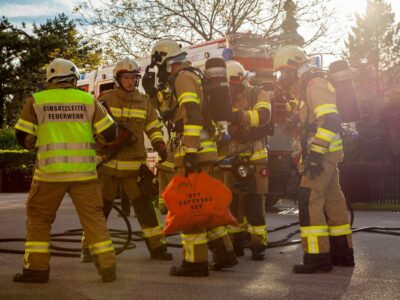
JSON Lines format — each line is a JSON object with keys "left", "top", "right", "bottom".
{"left": 32, "top": 89, "right": 96, "bottom": 175}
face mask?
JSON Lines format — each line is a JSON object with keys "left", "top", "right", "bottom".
{"left": 157, "top": 63, "right": 169, "bottom": 88}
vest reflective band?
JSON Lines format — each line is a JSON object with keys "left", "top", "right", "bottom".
{"left": 33, "top": 89, "right": 96, "bottom": 174}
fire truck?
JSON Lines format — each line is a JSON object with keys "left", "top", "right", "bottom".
{"left": 78, "top": 32, "right": 297, "bottom": 210}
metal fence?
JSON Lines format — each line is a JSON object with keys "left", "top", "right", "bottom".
{"left": 339, "top": 161, "right": 400, "bottom": 204}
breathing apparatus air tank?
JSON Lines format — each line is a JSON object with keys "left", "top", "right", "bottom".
{"left": 328, "top": 60, "right": 360, "bottom": 123}
{"left": 204, "top": 57, "right": 233, "bottom": 141}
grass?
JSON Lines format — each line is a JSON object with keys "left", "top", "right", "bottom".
{"left": 350, "top": 203, "right": 400, "bottom": 211}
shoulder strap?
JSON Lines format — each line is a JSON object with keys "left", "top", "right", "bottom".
{"left": 299, "top": 70, "right": 328, "bottom": 94}
{"left": 163, "top": 67, "right": 205, "bottom": 128}
{"left": 299, "top": 70, "right": 328, "bottom": 159}
{"left": 169, "top": 66, "right": 206, "bottom": 94}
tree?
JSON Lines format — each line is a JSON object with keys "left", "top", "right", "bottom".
{"left": 0, "top": 17, "right": 31, "bottom": 128}
{"left": 74, "top": 0, "right": 337, "bottom": 60}
{"left": 345, "top": 0, "right": 399, "bottom": 103}
{"left": 344, "top": 0, "right": 400, "bottom": 161}
{"left": 0, "top": 14, "right": 102, "bottom": 127}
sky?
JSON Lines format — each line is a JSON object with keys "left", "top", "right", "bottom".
{"left": 2, "top": 0, "right": 400, "bottom": 25}
{"left": 1, "top": 0, "right": 77, "bottom": 25}
{"left": 2, "top": 0, "right": 400, "bottom": 61}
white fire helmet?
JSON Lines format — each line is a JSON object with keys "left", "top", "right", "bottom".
{"left": 151, "top": 39, "right": 187, "bottom": 72}
{"left": 46, "top": 58, "right": 80, "bottom": 83}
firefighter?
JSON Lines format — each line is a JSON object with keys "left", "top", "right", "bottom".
{"left": 219, "top": 60, "right": 271, "bottom": 260}
{"left": 144, "top": 39, "right": 238, "bottom": 276}
{"left": 13, "top": 58, "right": 117, "bottom": 283}
{"left": 83, "top": 57, "right": 172, "bottom": 261}
{"left": 273, "top": 45, "right": 355, "bottom": 273}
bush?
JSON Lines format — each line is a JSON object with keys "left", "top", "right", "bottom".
{"left": 0, "top": 127, "right": 22, "bottom": 150}
{"left": 0, "top": 150, "right": 35, "bottom": 192}
{"left": 0, "top": 149, "right": 36, "bottom": 171}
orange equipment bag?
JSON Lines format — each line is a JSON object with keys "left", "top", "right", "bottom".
{"left": 162, "top": 171, "right": 238, "bottom": 235}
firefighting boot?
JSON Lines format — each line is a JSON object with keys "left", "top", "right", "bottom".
{"left": 99, "top": 265, "right": 116, "bottom": 282}
{"left": 208, "top": 238, "right": 239, "bottom": 270}
{"left": 80, "top": 247, "right": 93, "bottom": 263}
{"left": 145, "top": 239, "right": 173, "bottom": 261}
{"left": 330, "top": 236, "right": 355, "bottom": 267}
{"left": 169, "top": 261, "right": 209, "bottom": 277}
{"left": 293, "top": 253, "right": 333, "bottom": 274}
{"left": 13, "top": 268, "right": 49, "bottom": 283}
{"left": 250, "top": 244, "right": 266, "bottom": 261}
{"left": 92, "top": 255, "right": 116, "bottom": 282}
{"left": 232, "top": 232, "right": 245, "bottom": 257}
{"left": 334, "top": 248, "right": 355, "bottom": 267}
{"left": 150, "top": 245, "right": 173, "bottom": 261}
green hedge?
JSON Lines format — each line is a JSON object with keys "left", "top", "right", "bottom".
{"left": 0, "top": 128, "right": 22, "bottom": 150}
{"left": 0, "top": 149, "right": 36, "bottom": 171}
{"left": 0, "top": 149, "right": 35, "bottom": 192}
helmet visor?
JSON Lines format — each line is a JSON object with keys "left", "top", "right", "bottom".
{"left": 165, "top": 52, "right": 188, "bottom": 72}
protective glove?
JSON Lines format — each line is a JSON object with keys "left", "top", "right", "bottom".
{"left": 302, "top": 146, "right": 325, "bottom": 180}
{"left": 142, "top": 66, "right": 157, "bottom": 97}
{"left": 153, "top": 141, "right": 167, "bottom": 163}
{"left": 183, "top": 152, "right": 198, "bottom": 174}
{"left": 138, "top": 164, "right": 159, "bottom": 200}
{"left": 104, "top": 124, "right": 133, "bottom": 151}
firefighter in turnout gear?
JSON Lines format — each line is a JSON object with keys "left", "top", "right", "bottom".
{"left": 13, "top": 58, "right": 117, "bottom": 283}
{"left": 273, "top": 45, "right": 354, "bottom": 273}
{"left": 145, "top": 39, "right": 238, "bottom": 276}
{"left": 86, "top": 57, "right": 172, "bottom": 261}
{"left": 219, "top": 60, "right": 271, "bottom": 260}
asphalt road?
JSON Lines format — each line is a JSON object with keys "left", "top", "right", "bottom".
{"left": 0, "top": 193, "right": 399, "bottom": 300}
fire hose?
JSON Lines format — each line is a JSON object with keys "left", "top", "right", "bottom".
{"left": 0, "top": 202, "right": 399, "bottom": 257}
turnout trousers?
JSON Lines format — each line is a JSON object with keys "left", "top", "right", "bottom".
{"left": 23, "top": 180, "right": 116, "bottom": 272}
{"left": 100, "top": 173, "right": 167, "bottom": 254}
{"left": 176, "top": 165, "right": 236, "bottom": 265}
{"left": 222, "top": 164, "right": 269, "bottom": 250}
{"left": 298, "top": 158, "right": 353, "bottom": 255}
